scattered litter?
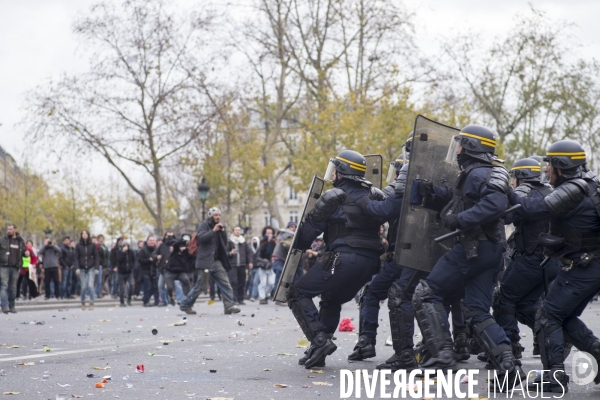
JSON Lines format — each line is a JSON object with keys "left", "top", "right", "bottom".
{"left": 78, "top": 334, "right": 89, "bottom": 337}
{"left": 274, "top": 383, "right": 288, "bottom": 388}
{"left": 309, "top": 369, "right": 324, "bottom": 374}
{"left": 95, "top": 383, "right": 105, "bottom": 388}
{"left": 71, "top": 396, "right": 84, "bottom": 399}
{"left": 102, "top": 378, "right": 108, "bottom": 383}
{"left": 126, "top": 383, "right": 133, "bottom": 389}
{"left": 17, "top": 362, "right": 34, "bottom": 366}
{"left": 93, "top": 366, "right": 111, "bottom": 370}
{"left": 296, "top": 339, "right": 309, "bottom": 348}
{"left": 302, "top": 385, "right": 312, "bottom": 388}
{"left": 99, "top": 320, "right": 111, "bottom": 322}
{"left": 313, "top": 381, "right": 329, "bottom": 386}
{"left": 210, "top": 370, "right": 217, "bottom": 373}
{"left": 151, "top": 329, "right": 158, "bottom": 335}
{"left": 154, "top": 355, "right": 173, "bottom": 358}
{"left": 276, "top": 352, "right": 293, "bottom": 356}
{"left": 237, "top": 321, "right": 244, "bottom": 326}
{"left": 0, "top": 369, "right": 6, "bottom": 376}
{"left": 207, "top": 299, "right": 215, "bottom": 305}
{"left": 56, "top": 383, "right": 71, "bottom": 388}
{"left": 39, "top": 360, "right": 45, "bottom": 363}
{"left": 2, "top": 392, "right": 20, "bottom": 395}
{"left": 203, "top": 357, "right": 213, "bottom": 360}
{"left": 102, "top": 376, "right": 112, "bottom": 380}
{"left": 44, "top": 346, "right": 51, "bottom": 352}
{"left": 263, "top": 368, "right": 272, "bottom": 371}
{"left": 148, "top": 352, "right": 156, "bottom": 356}
{"left": 338, "top": 318, "right": 355, "bottom": 332}
{"left": 36, "top": 321, "right": 45, "bottom": 325}
{"left": 6, "top": 345, "right": 22, "bottom": 349}
{"left": 461, "top": 375, "right": 469, "bottom": 383}
{"left": 268, "top": 322, "right": 277, "bottom": 325}
{"left": 135, "top": 364, "right": 145, "bottom": 373}
{"left": 307, "top": 375, "right": 315, "bottom": 378}
{"left": 122, "top": 376, "right": 129, "bottom": 380}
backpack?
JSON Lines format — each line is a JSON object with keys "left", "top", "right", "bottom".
{"left": 188, "top": 232, "right": 199, "bottom": 257}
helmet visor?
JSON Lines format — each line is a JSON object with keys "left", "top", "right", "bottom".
{"left": 537, "top": 160, "right": 549, "bottom": 184}
{"left": 445, "top": 135, "right": 461, "bottom": 164}
{"left": 385, "top": 162, "right": 397, "bottom": 184}
{"left": 324, "top": 159, "right": 336, "bottom": 181}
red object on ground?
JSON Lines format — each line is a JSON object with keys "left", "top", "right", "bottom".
{"left": 136, "top": 364, "right": 145, "bottom": 373}
{"left": 338, "top": 318, "right": 355, "bottom": 332}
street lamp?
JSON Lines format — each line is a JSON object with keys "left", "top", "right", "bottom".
{"left": 43, "top": 226, "right": 53, "bottom": 238}
{"left": 197, "top": 177, "right": 210, "bottom": 220}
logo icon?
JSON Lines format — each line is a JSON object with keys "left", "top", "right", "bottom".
{"left": 571, "top": 351, "right": 598, "bottom": 385}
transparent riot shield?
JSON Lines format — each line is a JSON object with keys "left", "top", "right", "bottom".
{"left": 273, "top": 175, "right": 325, "bottom": 302}
{"left": 364, "top": 154, "right": 383, "bottom": 189}
{"left": 394, "top": 115, "right": 460, "bottom": 271}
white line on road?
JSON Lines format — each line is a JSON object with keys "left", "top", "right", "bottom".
{"left": 0, "top": 341, "right": 153, "bottom": 362}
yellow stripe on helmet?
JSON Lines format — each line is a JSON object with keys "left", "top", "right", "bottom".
{"left": 546, "top": 151, "right": 586, "bottom": 160}
{"left": 511, "top": 166, "right": 541, "bottom": 172}
{"left": 336, "top": 156, "right": 367, "bottom": 171}
{"left": 459, "top": 132, "right": 496, "bottom": 148}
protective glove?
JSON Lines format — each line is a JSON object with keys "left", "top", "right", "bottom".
{"left": 443, "top": 213, "right": 460, "bottom": 230}
{"left": 418, "top": 181, "right": 435, "bottom": 198}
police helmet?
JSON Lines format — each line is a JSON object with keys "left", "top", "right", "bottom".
{"left": 386, "top": 153, "right": 408, "bottom": 184}
{"left": 404, "top": 131, "right": 414, "bottom": 154}
{"left": 510, "top": 158, "right": 542, "bottom": 182}
{"left": 451, "top": 125, "right": 497, "bottom": 164}
{"left": 324, "top": 150, "right": 367, "bottom": 182}
{"left": 544, "top": 140, "right": 586, "bottom": 170}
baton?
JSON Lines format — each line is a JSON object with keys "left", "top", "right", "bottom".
{"left": 434, "top": 204, "right": 522, "bottom": 243}
{"left": 540, "top": 256, "right": 551, "bottom": 296}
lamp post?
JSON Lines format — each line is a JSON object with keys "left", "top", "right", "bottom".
{"left": 197, "top": 177, "right": 210, "bottom": 220}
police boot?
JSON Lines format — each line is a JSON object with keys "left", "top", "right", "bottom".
{"left": 304, "top": 332, "right": 337, "bottom": 369}
{"left": 532, "top": 339, "right": 540, "bottom": 356}
{"left": 489, "top": 350, "right": 526, "bottom": 392}
{"left": 588, "top": 340, "right": 600, "bottom": 384}
{"left": 376, "top": 349, "right": 418, "bottom": 372}
{"left": 468, "top": 337, "right": 482, "bottom": 355}
{"left": 527, "top": 363, "right": 569, "bottom": 393}
{"left": 511, "top": 341, "right": 524, "bottom": 359}
{"left": 347, "top": 335, "right": 376, "bottom": 361}
{"left": 298, "top": 344, "right": 325, "bottom": 367}
{"left": 453, "top": 332, "right": 470, "bottom": 361}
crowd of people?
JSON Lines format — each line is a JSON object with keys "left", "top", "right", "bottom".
{"left": 0, "top": 208, "right": 329, "bottom": 315}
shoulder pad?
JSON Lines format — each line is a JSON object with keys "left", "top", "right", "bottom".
{"left": 394, "top": 164, "right": 409, "bottom": 195}
{"left": 369, "top": 187, "right": 385, "bottom": 201}
{"left": 543, "top": 179, "right": 586, "bottom": 216}
{"left": 486, "top": 165, "right": 509, "bottom": 194}
{"left": 381, "top": 185, "right": 394, "bottom": 198}
{"left": 514, "top": 183, "right": 533, "bottom": 198}
{"left": 308, "top": 188, "right": 346, "bottom": 223}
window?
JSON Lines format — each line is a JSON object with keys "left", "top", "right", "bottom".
{"left": 289, "top": 211, "right": 298, "bottom": 223}
{"left": 263, "top": 211, "right": 270, "bottom": 227}
{"left": 289, "top": 186, "right": 298, "bottom": 200}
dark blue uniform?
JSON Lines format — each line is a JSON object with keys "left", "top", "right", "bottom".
{"left": 508, "top": 178, "right": 600, "bottom": 370}
{"left": 289, "top": 179, "right": 384, "bottom": 368}
{"left": 412, "top": 159, "right": 513, "bottom": 371}
{"left": 495, "top": 184, "right": 561, "bottom": 357}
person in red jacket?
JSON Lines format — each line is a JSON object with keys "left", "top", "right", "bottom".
{"left": 17, "top": 240, "right": 38, "bottom": 300}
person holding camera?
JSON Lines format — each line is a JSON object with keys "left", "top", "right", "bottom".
{"left": 38, "top": 239, "right": 62, "bottom": 300}
{"left": 179, "top": 207, "right": 240, "bottom": 315}
{"left": 116, "top": 242, "right": 135, "bottom": 307}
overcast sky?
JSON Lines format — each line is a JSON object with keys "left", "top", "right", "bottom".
{"left": 1, "top": 0, "right": 599, "bottom": 169}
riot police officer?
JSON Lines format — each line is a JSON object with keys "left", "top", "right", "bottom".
{"left": 493, "top": 158, "right": 561, "bottom": 359}
{"left": 508, "top": 140, "right": 600, "bottom": 392}
{"left": 288, "top": 150, "right": 386, "bottom": 369}
{"left": 411, "top": 125, "right": 523, "bottom": 388}
{"left": 347, "top": 149, "right": 426, "bottom": 371}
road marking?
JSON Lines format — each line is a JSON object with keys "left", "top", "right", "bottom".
{"left": 0, "top": 341, "right": 151, "bottom": 362}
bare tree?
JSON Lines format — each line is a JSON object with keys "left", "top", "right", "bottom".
{"left": 445, "top": 8, "right": 600, "bottom": 164}
{"left": 24, "top": 0, "right": 216, "bottom": 234}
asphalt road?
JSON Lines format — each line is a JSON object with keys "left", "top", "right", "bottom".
{"left": 2, "top": 296, "right": 600, "bottom": 399}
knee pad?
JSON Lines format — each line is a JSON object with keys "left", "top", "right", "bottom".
{"left": 412, "top": 280, "right": 435, "bottom": 310}
{"left": 287, "top": 284, "right": 321, "bottom": 341}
